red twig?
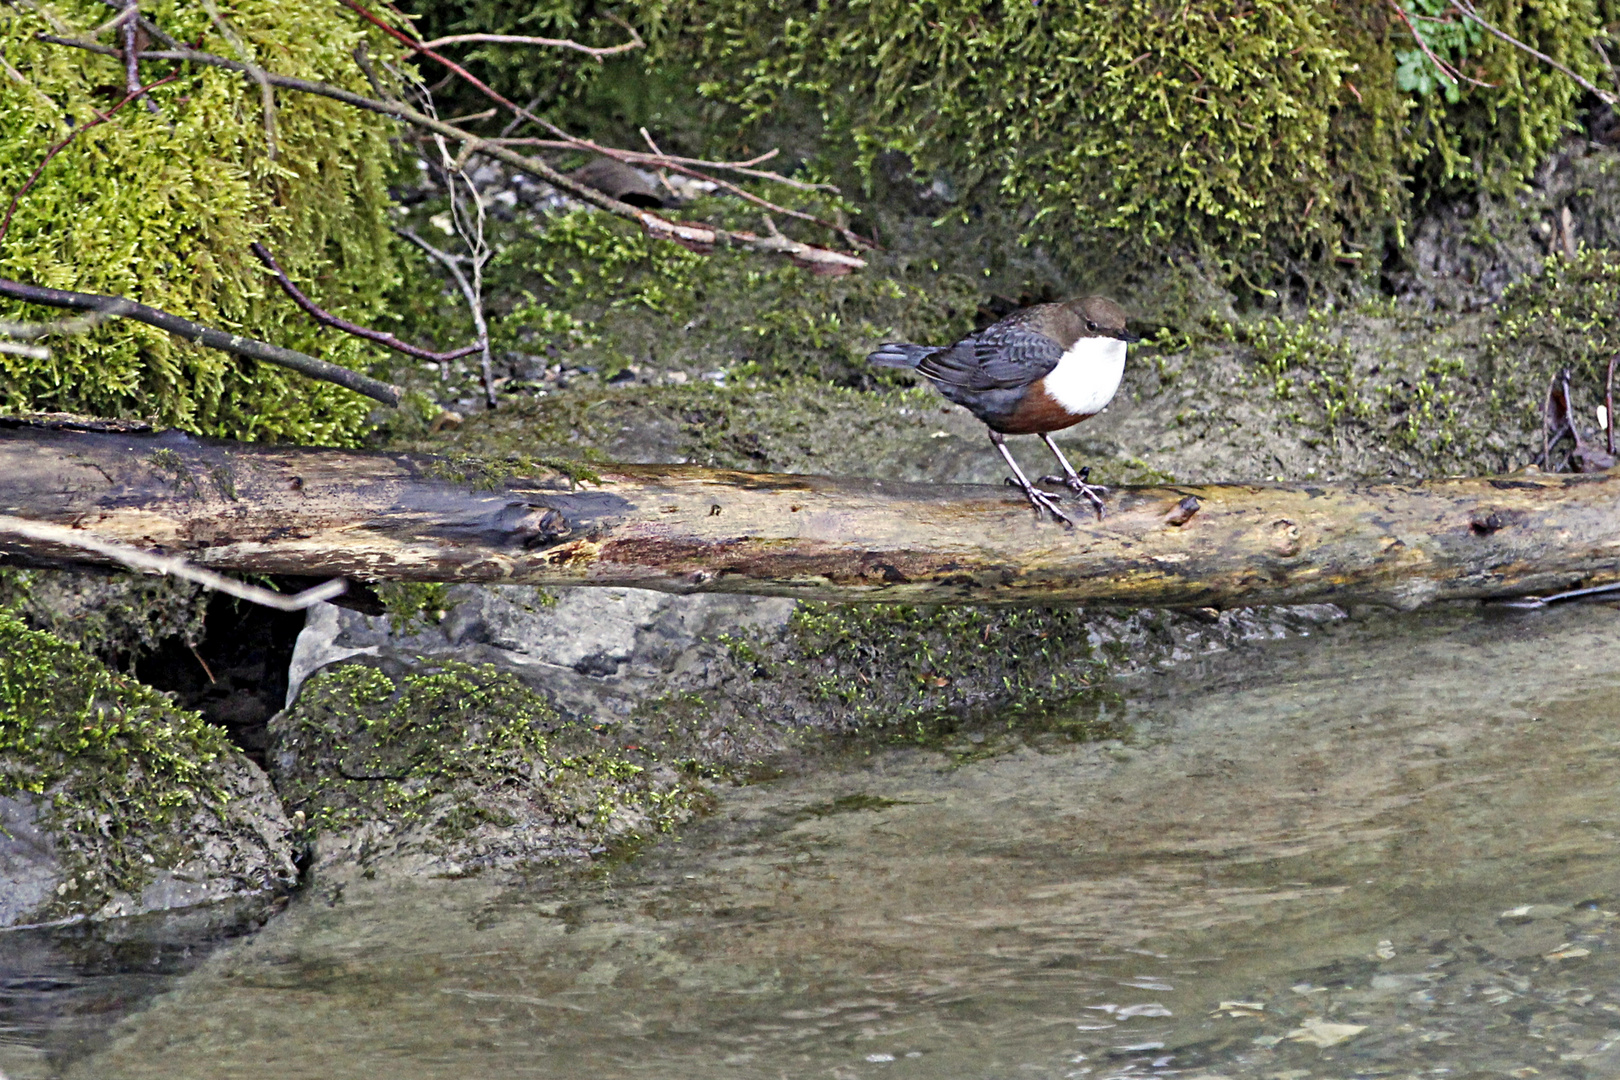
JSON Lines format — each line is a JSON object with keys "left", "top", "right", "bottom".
{"left": 250, "top": 243, "right": 481, "bottom": 363}
{"left": 0, "top": 71, "right": 179, "bottom": 246}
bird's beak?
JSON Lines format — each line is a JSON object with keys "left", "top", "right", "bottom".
{"left": 1117, "top": 329, "right": 1142, "bottom": 344}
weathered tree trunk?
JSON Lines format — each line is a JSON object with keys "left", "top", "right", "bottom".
{"left": 2, "top": 421, "right": 1617, "bottom": 609}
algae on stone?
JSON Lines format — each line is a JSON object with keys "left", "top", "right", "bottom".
{"left": 269, "top": 657, "right": 703, "bottom": 870}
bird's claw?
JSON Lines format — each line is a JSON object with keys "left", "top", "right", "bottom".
{"left": 1005, "top": 476, "right": 1077, "bottom": 527}
{"left": 1037, "top": 470, "right": 1108, "bottom": 520}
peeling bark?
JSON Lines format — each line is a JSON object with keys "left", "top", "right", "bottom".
{"left": 2, "top": 421, "right": 1618, "bottom": 609}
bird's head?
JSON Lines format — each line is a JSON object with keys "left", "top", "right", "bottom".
{"left": 1066, "top": 296, "right": 1140, "bottom": 343}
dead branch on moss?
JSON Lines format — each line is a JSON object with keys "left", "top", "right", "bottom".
{"left": 5, "top": 423, "right": 1620, "bottom": 611}
{"left": 0, "top": 277, "right": 403, "bottom": 406}
{"left": 0, "top": 515, "right": 347, "bottom": 611}
{"left": 39, "top": 33, "right": 868, "bottom": 275}
{"left": 1449, "top": 0, "right": 1617, "bottom": 105}
{"left": 339, "top": 0, "right": 872, "bottom": 250}
{"left": 250, "top": 242, "right": 480, "bottom": 364}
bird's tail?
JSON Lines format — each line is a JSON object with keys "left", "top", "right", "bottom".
{"left": 867, "top": 342, "right": 938, "bottom": 369}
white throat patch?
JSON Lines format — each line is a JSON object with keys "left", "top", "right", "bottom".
{"left": 1043, "top": 337, "right": 1126, "bottom": 415}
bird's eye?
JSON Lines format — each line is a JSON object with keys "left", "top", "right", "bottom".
{"left": 1085, "top": 320, "right": 1098, "bottom": 331}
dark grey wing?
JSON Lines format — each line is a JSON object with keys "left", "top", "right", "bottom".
{"left": 915, "top": 320, "right": 1063, "bottom": 391}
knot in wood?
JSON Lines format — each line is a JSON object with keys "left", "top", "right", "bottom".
{"left": 1270, "top": 518, "right": 1302, "bottom": 557}
{"left": 502, "top": 503, "right": 571, "bottom": 547}
{"left": 1164, "top": 495, "right": 1200, "bottom": 527}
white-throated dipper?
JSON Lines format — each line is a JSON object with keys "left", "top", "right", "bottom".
{"left": 868, "top": 296, "right": 1139, "bottom": 525}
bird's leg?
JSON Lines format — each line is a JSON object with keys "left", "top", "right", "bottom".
{"left": 990, "top": 431, "right": 1076, "bottom": 527}
{"left": 1038, "top": 433, "right": 1108, "bottom": 519}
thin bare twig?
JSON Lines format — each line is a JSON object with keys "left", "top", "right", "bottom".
{"left": 1594, "top": 37, "right": 1620, "bottom": 98}
{"left": 250, "top": 243, "right": 480, "bottom": 363}
{"left": 200, "top": 0, "right": 277, "bottom": 158}
{"left": 115, "top": 1, "right": 160, "bottom": 113}
{"left": 0, "top": 71, "right": 179, "bottom": 245}
{"left": 488, "top": 138, "right": 786, "bottom": 174}
{"left": 0, "top": 311, "right": 117, "bottom": 340}
{"left": 395, "top": 227, "right": 494, "bottom": 405}
{"left": 0, "top": 276, "right": 403, "bottom": 406}
{"left": 400, "top": 68, "right": 496, "bottom": 405}
{"left": 416, "top": 30, "right": 643, "bottom": 61}
{"left": 1450, "top": 0, "right": 1617, "bottom": 104}
{"left": 0, "top": 515, "right": 348, "bottom": 612}
{"left": 37, "top": 33, "right": 867, "bottom": 274}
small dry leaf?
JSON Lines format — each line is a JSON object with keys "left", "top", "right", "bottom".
{"left": 1544, "top": 944, "right": 1591, "bottom": 960}
{"left": 1285, "top": 1017, "right": 1366, "bottom": 1048}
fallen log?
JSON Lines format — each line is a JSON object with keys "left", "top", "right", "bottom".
{"left": 1, "top": 420, "right": 1618, "bottom": 609}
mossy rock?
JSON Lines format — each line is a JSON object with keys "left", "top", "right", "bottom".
{"left": 1093, "top": 241, "right": 1620, "bottom": 484}
{"left": 0, "top": 613, "right": 294, "bottom": 923}
{"left": 0, "top": 567, "right": 207, "bottom": 668}
{"left": 1, "top": 1, "right": 404, "bottom": 444}
{"left": 269, "top": 656, "right": 704, "bottom": 873}
{"left": 674, "top": 0, "right": 1615, "bottom": 291}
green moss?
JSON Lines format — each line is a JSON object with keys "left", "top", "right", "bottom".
{"left": 1488, "top": 249, "right": 1620, "bottom": 398}
{"left": 270, "top": 659, "right": 699, "bottom": 851}
{"left": 375, "top": 582, "right": 451, "bottom": 635}
{"left": 389, "top": 201, "right": 978, "bottom": 394}
{"left": 1231, "top": 311, "right": 1374, "bottom": 426}
{"left": 780, "top": 602, "right": 1116, "bottom": 743}
{"left": 0, "top": 568, "right": 207, "bottom": 668}
{"left": 675, "top": 0, "right": 1612, "bottom": 287}
{"left": 0, "top": 612, "right": 231, "bottom": 912}
{"left": 418, "top": 452, "right": 602, "bottom": 490}
{"left": 0, "top": 1, "right": 404, "bottom": 444}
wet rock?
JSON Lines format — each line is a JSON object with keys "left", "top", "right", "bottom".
{"left": 0, "top": 796, "right": 61, "bottom": 927}
{"left": 286, "top": 585, "right": 796, "bottom": 722}
{"left": 268, "top": 652, "right": 707, "bottom": 882}
{"left": 569, "top": 156, "right": 668, "bottom": 208}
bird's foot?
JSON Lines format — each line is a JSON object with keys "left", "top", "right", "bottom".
{"left": 1043, "top": 466, "right": 1108, "bottom": 518}
{"left": 1038, "top": 466, "right": 1108, "bottom": 520}
{"left": 1004, "top": 476, "right": 1077, "bottom": 527}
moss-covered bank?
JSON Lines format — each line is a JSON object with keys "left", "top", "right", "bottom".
{"left": 0, "top": 613, "right": 293, "bottom": 921}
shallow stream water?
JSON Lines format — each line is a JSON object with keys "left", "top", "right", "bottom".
{"left": 14, "top": 602, "right": 1620, "bottom": 1078}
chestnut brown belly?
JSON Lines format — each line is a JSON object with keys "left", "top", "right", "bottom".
{"left": 991, "top": 380, "right": 1094, "bottom": 435}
